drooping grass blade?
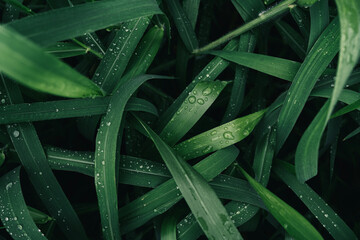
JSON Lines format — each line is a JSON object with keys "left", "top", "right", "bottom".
{"left": 0, "top": 167, "right": 47, "bottom": 240}
{"left": 94, "top": 75, "right": 166, "bottom": 240}
{"left": 1, "top": 77, "right": 88, "bottom": 240}
{"left": 0, "top": 26, "right": 103, "bottom": 98}
{"left": 6, "top": 0, "right": 162, "bottom": 47}
{"left": 239, "top": 167, "right": 323, "bottom": 240}
{"left": 133, "top": 116, "right": 242, "bottom": 240}
{"left": 276, "top": 17, "right": 340, "bottom": 151}
{"left": 174, "top": 109, "right": 265, "bottom": 160}
{"left": 274, "top": 161, "right": 357, "bottom": 239}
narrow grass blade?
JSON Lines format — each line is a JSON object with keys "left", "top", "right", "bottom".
{"left": 0, "top": 167, "right": 47, "bottom": 240}
{"left": 44, "top": 42, "right": 87, "bottom": 58}
{"left": 1, "top": 78, "right": 88, "bottom": 240}
{"left": 0, "top": 26, "right": 103, "bottom": 98}
{"left": 94, "top": 75, "right": 165, "bottom": 239}
{"left": 114, "top": 25, "right": 164, "bottom": 92}
{"left": 118, "top": 146, "right": 239, "bottom": 233}
{"left": 290, "top": 7, "right": 310, "bottom": 39}
{"left": 253, "top": 125, "right": 277, "bottom": 186}
{"left": 0, "top": 97, "right": 158, "bottom": 124}
{"left": 165, "top": 0, "right": 198, "bottom": 52}
{"left": 157, "top": 39, "right": 238, "bottom": 131}
{"left": 174, "top": 109, "right": 265, "bottom": 160}
{"left": 133, "top": 116, "right": 242, "bottom": 240}
{"left": 332, "top": 99, "right": 360, "bottom": 118}
{"left": 160, "top": 80, "right": 228, "bottom": 146}
{"left": 183, "top": 0, "right": 200, "bottom": 27}
{"left": 93, "top": 17, "right": 150, "bottom": 93}
{"left": 308, "top": 0, "right": 329, "bottom": 51}
{"left": 277, "top": 18, "right": 340, "bottom": 151}
{"left": 231, "top": 0, "right": 265, "bottom": 21}
{"left": 343, "top": 126, "right": 360, "bottom": 141}
{"left": 328, "top": 0, "right": 360, "bottom": 119}
{"left": 160, "top": 213, "right": 178, "bottom": 240}
{"left": 2, "top": 0, "right": 23, "bottom": 23}
{"left": 209, "top": 51, "right": 300, "bottom": 81}
{"left": 239, "top": 167, "right": 323, "bottom": 240}
{"left": 27, "top": 207, "right": 53, "bottom": 225}
{"left": 274, "top": 161, "right": 358, "bottom": 240}
{"left": 193, "top": 0, "right": 297, "bottom": 53}
{"left": 6, "top": 0, "right": 162, "bottom": 47}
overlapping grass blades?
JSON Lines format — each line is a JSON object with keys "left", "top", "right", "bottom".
{"left": 0, "top": 167, "right": 47, "bottom": 240}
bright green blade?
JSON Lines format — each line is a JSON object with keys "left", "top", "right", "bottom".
{"left": 118, "top": 146, "right": 239, "bottom": 233}
{"left": 0, "top": 167, "right": 47, "bottom": 240}
{"left": 160, "top": 80, "right": 228, "bottom": 146}
{"left": 209, "top": 50, "right": 300, "bottom": 81}
{"left": 332, "top": 99, "right": 360, "bottom": 118}
{"left": 6, "top": 0, "right": 162, "bottom": 47}
{"left": 174, "top": 109, "right": 265, "bottom": 160}
{"left": 165, "top": 0, "right": 198, "bottom": 52}
{"left": 0, "top": 26, "right": 103, "bottom": 98}
{"left": 274, "top": 161, "right": 358, "bottom": 240}
{"left": 93, "top": 17, "right": 150, "bottom": 93}
{"left": 44, "top": 42, "right": 87, "bottom": 58}
{"left": 308, "top": 0, "right": 329, "bottom": 51}
{"left": 277, "top": 17, "right": 340, "bottom": 151}
{"left": 133, "top": 116, "right": 242, "bottom": 240}
{"left": 160, "top": 213, "right": 178, "bottom": 240}
{"left": 1, "top": 77, "right": 88, "bottom": 240}
{"left": 94, "top": 75, "right": 166, "bottom": 240}
{"left": 239, "top": 167, "right": 323, "bottom": 240}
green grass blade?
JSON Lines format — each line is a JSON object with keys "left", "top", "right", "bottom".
{"left": 93, "top": 17, "right": 150, "bottom": 93}
{"left": 1, "top": 78, "right": 88, "bottom": 240}
{"left": 183, "top": 0, "right": 200, "bottom": 28}
{"left": 94, "top": 75, "right": 165, "bottom": 239}
{"left": 0, "top": 167, "right": 47, "bottom": 240}
{"left": 27, "top": 207, "right": 53, "bottom": 225}
{"left": 174, "top": 109, "right": 265, "bottom": 160}
{"left": 0, "top": 97, "right": 158, "bottom": 124}
{"left": 118, "top": 146, "right": 239, "bottom": 233}
{"left": 308, "top": 0, "right": 329, "bottom": 51}
{"left": 290, "top": 7, "right": 310, "bottom": 39}
{"left": 274, "top": 161, "right": 358, "bottom": 240}
{"left": 331, "top": 99, "right": 360, "bottom": 118}
{"left": 231, "top": 0, "right": 265, "bottom": 21}
{"left": 209, "top": 51, "right": 301, "bottom": 81}
{"left": 328, "top": 0, "right": 360, "bottom": 119}
{"left": 2, "top": 0, "right": 23, "bottom": 23}
{"left": 160, "top": 213, "right": 177, "bottom": 240}
{"left": 114, "top": 25, "right": 164, "bottom": 92}
{"left": 165, "top": 0, "right": 198, "bottom": 52}
{"left": 0, "top": 26, "right": 103, "bottom": 98}
{"left": 277, "top": 17, "right": 340, "bottom": 151}
{"left": 343, "top": 126, "right": 360, "bottom": 141}
{"left": 133, "top": 116, "right": 242, "bottom": 240}
{"left": 160, "top": 80, "right": 227, "bottom": 146}
{"left": 44, "top": 42, "right": 87, "bottom": 58}
{"left": 6, "top": 0, "right": 162, "bottom": 47}
{"left": 239, "top": 167, "right": 324, "bottom": 240}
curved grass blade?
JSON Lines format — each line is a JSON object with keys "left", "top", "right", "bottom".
{"left": 114, "top": 25, "right": 164, "bottom": 92}
{"left": 274, "top": 161, "right": 357, "bottom": 239}
{"left": 93, "top": 17, "right": 150, "bottom": 93}
{"left": 44, "top": 42, "right": 87, "bottom": 58}
{"left": 133, "top": 116, "right": 242, "bottom": 240}
{"left": 27, "top": 207, "right": 53, "bottom": 225}
{"left": 118, "top": 146, "right": 239, "bottom": 233}
{"left": 6, "top": 0, "right": 162, "bottom": 47}
{"left": 1, "top": 77, "right": 88, "bottom": 240}
{"left": 209, "top": 51, "right": 301, "bottom": 81}
{"left": 94, "top": 75, "right": 166, "bottom": 240}
{"left": 165, "top": 0, "right": 198, "bottom": 52}
{"left": 308, "top": 0, "right": 329, "bottom": 51}
{"left": 331, "top": 99, "right": 360, "bottom": 119}
{"left": 0, "top": 167, "right": 47, "bottom": 240}
{"left": 277, "top": 17, "right": 340, "bottom": 151}
{"left": 160, "top": 80, "right": 228, "bottom": 146}
{"left": 174, "top": 109, "right": 265, "bottom": 160}
{"left": 160, "top": 212, "right": 179, "bottom": 240}
{"left": 0, "top": 26, "right": 103, "bottom": 98}
{"left": 0, "top": 97, "right": 158, "bottom": 124}
{"left": 239, "top": 167, "right": 323, "bottom": 240}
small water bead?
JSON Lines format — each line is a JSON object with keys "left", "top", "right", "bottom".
{"left": 6, "top": 182, "right": 12, "bottom": 190}
{"left": 210, "top": 130, "right": 217, "bottom": 135}
{"left": 106, "top": 122, "right": 111, "bottom": 126}
{"left": 202, "top": 87, "right": 212, "bottom": 96}
{"left": 223, "top": 131, "right": 235, "bottom": 140}
{"left": 1, "top": 99, "right": 5, "bottom": 104}
{"left": 13, "top": 130, "right": 20, "bottom": 138}
{"left": 17, "top": 225, "right": 23, "bottom": 230}
{"left": 197, "top": 98, "right": 205, "bottom": 105}
{"left": 243, "top": 129, "right": 250, "bottom": 136}
{"left": 188, "top": 96, "right": 196, "bottom": 104}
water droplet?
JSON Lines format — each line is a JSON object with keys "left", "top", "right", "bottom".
{"left": 6, "top": 182, "right": 12, "bottom": 190}
{"left": 17, "top": 225, "right": 23, "bottom": 230}
{"left": 197, "top": 98, "right": 205, "bottom": 105}
{"left": 188, "top": 96, "right": 196, "bottom": 104}
{"left": 13, "top": 130, "right": 20, "bottom": 138}
{"left": 243, "top": 129, "right": 250, "bottom": 136}
{"left": 223, "top": 131, "right": 235, "bottom": 140}
{"left": 202, "top": 87, "right": 212, "bottom": 96}
{"left": 210, "top": 130, "right": 217, "bottom": 135}
{"left": 106, "top": 122, "right": 111, "bottom": 126}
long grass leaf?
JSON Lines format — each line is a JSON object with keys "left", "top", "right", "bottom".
{"left": 44, "top": 42, "right": 87, "bottom": 58}
{"left": 277, "top": 17, "right": 340, "bottom": 151}
{"left": 174, "top": 110, "right": 265, "bottom": 160}
{"left": 239, "top": 167, "right": 323, "bottom": 240}
{"left": 0, "top": 26, "right": 103, "bottom": 98}
{"left": 308, "top": 0, "right": 329, "bottom": 50}
{"left": 133, "top": 116, "right": 242, "bottom": 240}
{"left": 0, "top": 167, "right": 47, "bottom": 240}
{"left": 274, "top": 161, "right": 358, "bottom": 239}
{"left": 1, "top": 77, "right": 88, "bottom": 240}
{"left": 331, "top": 99, "right": 360, "bottom": 118}
{"left": 290, "top": 7, "right": 310, "bottom": 40}
{"left": 6, "top": 0, "right": 162, "bottom": 47}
